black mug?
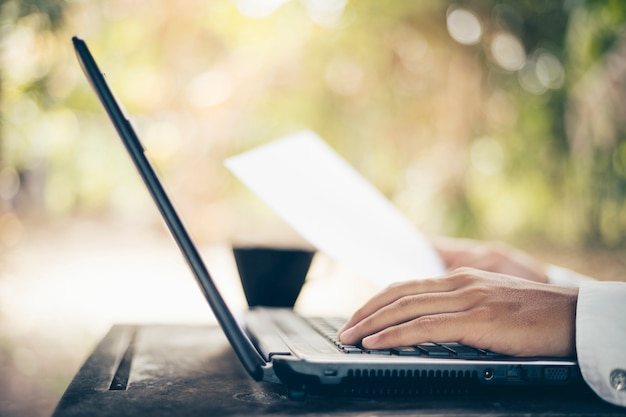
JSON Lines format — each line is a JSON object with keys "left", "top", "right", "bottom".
{"left": 232, "top": 246, "right": 315, "bottom": 308}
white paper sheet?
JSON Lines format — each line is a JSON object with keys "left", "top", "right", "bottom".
{"left": 225, "top": 130, "right": 445, "bottom": 288}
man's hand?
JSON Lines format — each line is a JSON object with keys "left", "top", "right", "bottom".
{"left": 432, "top": 237, "right": 550, "bottom": 283}
{"left": 338, "top": 268, "right": 578, "bottom": 357}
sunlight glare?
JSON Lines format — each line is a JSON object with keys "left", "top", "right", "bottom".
{"left": 302, "top": 0, "right": 348, "bottom": 27}
{"left": 491, "top": 32, "right": 525, "bottom": 71}
{"left": 447, "top": 7, "right": 482, "bottom": 45}
{"left": 235, "top": 0, "right": 291, "bottom": 18}
{"left": 535, "top": 50, "right": 565, "bottom": 89}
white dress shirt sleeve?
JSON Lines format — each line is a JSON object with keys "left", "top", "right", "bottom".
{"left": 546, "top": 265, "right": 626, "bottom": 407}
{"left": 545, "top": 264, "right": 592, "bottom": 287}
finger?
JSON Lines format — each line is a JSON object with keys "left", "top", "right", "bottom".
{"left": 446, "top": 253, "right": 496, "bottom": 273}
{"left": 431, "top": 237, "right": 478, "bottom": 266}
{"left": 361, "top": 311, "right": 473, "bottom": 350}
{"left": 338, "top": 277, "right": 458, "bottom": 334}
{"left": 339, "top": 290, "right": 474, "bottom": 345}
{"left": 444, "top": 252, "right": 479, "bottom": 271}
{"left": 430, "top": 237, "right": 463, "bottom": 264}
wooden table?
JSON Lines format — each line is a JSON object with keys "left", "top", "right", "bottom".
{"left": 52, "top": 324, "right": 625, "bottom": 417}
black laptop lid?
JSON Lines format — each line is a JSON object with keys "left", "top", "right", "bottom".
{"left": 72, "top": 36, "right": 266, "bottom": 380}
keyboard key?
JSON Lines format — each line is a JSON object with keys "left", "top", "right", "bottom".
{"left": 440, "top": 343, "right": 480, "bottom": 358}
{"left": 416, "top": 343, "right": 452, "bottom": 357}
{"left": 342, "top": 346, "right": 363, "bottom": 354}
{"left": 479, "top": 348, "right": 505, "bottom": 358}
{"left": 363, "top": 348, "right": 392, "bottom": 355}
{"left": 392, "top": 346, "right": 423, "bottom": 356}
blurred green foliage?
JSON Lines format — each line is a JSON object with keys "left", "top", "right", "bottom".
{"left": 1, "top": 0, "right": 626, "bottom": 248}
{"left": 0, "top": 0, "right": 66, "bottom": 28}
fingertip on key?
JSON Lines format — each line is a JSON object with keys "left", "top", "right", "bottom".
{"left": 338, "top": 327, "right": 355, "bottom": 344}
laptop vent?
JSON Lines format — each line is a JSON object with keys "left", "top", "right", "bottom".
{"left": 341, "top": 369, "right": 478, "bottom": 396}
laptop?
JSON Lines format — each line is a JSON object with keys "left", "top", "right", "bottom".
{"left": 72, "top": 36, "right": 582, "bottom": 399}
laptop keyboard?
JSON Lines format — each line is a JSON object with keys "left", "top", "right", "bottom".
{"left": 306, "top": 316, "right": 503, "bottom": 359}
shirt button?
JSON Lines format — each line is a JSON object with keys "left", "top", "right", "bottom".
{"left": 610, "top": 369, "right": 626, "bottom": 392}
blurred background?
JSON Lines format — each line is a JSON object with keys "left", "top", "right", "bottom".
{"left": 1, "top": 0, "right": 626, "bottom": 416}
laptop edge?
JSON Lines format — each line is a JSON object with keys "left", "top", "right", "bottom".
{"left": 71, "top": 36, "right": 273, "bottom": 383}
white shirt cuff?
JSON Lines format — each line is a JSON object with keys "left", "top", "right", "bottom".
{"left": 576, "top": 280, "right": 626, "bottom": 407}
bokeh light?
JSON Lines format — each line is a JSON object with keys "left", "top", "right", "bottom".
{"left": 447, "top": 7, "right": 482, "bottom": 45}
{"left": 490, "top": 32, "right": 526, "bottom": 71}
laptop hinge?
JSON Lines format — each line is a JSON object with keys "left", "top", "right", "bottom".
{"left": 260, "top": 362, "right": 281, "bottom": 384}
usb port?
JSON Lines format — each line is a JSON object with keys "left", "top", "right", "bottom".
{"left": 507, "top": 365, "right": 523, "bottom": 381}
